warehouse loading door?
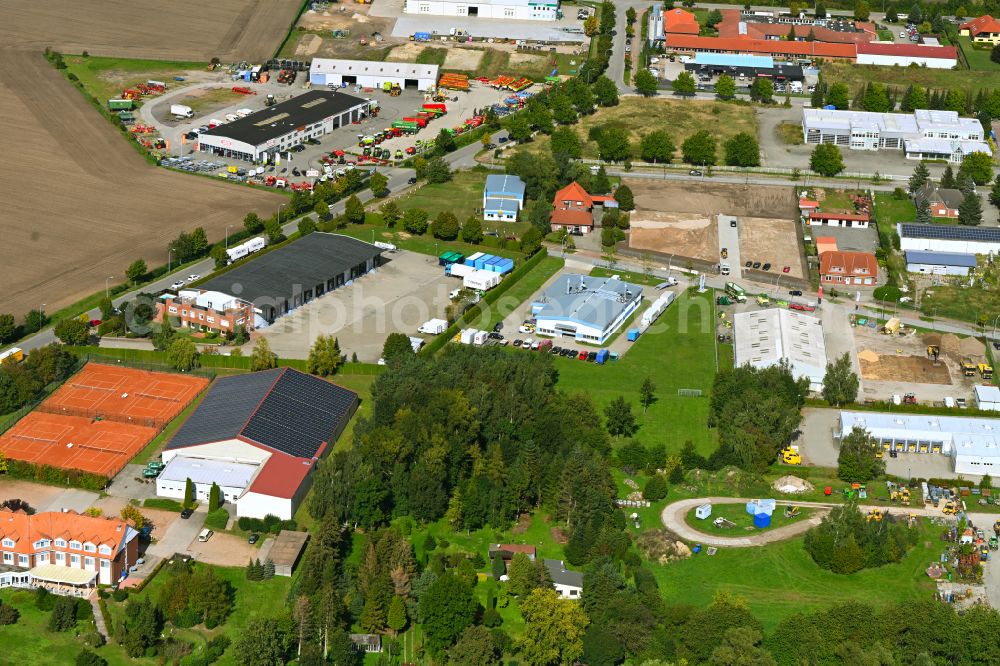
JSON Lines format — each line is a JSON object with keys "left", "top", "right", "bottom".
{"left": 405, "top": 78, "right": 419, "bottom": 89}
{"left": 343, "top": 75, "right": 357, "bottom": 85}
{"left": 468, "top": 6, "right": 479, "bottom": 15}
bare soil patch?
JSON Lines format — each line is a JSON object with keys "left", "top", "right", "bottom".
{"left": 175, "top": 87, "right": 245, "bottom": 115}
{"left": 509, "top": 52, "right": 544, "bottom": 65}
{"left": 860, "top": 355, "right": 952, "bottom": 384}
{"left": 0, "top": 50, "right": 282, "bottom": 319}
{"left": 294, "top": 6, "right": 400, "bottom": 60}
{"left": 445, "top": 48, "right": 486, "bottom": 70}
{"left": 625, "top": 180, "right": 796, "bottom": 219}
{"left": 0, "top": 0, "right": 302, "bottom": 62}
{"left": 629, "top": 212, "right": 718, "bottom": 263}
{"left": 0, "top": 479, "right": 64, "bottom": 509}
{"left": 295, "top": 34, "right": 324, "bottom": 57}
{"left": 189, "top": 531, "right": 260, "bottom": 567}
{"left": 739, "top": 216, "right": 805, "bottom": 279}
{"left": 387, "top": 43, "right": 426, "bottom": 62}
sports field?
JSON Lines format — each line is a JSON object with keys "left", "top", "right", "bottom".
{"left": 41, "top": 363, "right": 208, "bottom": 424}
{"left": 0, "top": 364, "right": 207, "bottom": 477}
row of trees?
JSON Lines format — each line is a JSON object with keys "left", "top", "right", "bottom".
{"left": 0, "top": 344, "right": 77, "bottom": 414}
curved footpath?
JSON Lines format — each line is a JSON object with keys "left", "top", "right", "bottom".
{"left": 660, "top": 497, "right": 950, "bottom": 547}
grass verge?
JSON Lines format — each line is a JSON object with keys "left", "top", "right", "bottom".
{"left": 63, "top": 55, "right": 207, "bottom": 105}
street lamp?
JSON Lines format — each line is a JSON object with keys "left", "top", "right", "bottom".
{"left": 168, "top": 248, "right": 175, "bottom": 273}
{"left": 105, "top": 276, "right": 114, "bottom": 299}
{"left": 225, "top": 225, "right": 234, "bottom": 250}
{"left": 665, "top": 253, "right": 674, "bottom": 276}
{"left": 992, "top": 313, "right": 1000, "bottom": 341}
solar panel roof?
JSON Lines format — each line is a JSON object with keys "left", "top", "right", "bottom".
{"left": 900, "top": 223, "right": 1000, "bottom": 242}
{"left": 167, "top": 368, "right": 358, "bottom": 459}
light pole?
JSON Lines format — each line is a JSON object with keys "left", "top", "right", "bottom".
{"left": 105, "top": 276, "right": 114, "bottom": 299}
{"left": 666, "top": 253, "right": 674, "bottom": 276}
{"left": 993, "top": 313, "right": 1000, "bottom": 341}
{"left": 168, "top": 248, "right": 175, "bottom": 273}
{"left": 225, "top": 225, "right": 234, "bottom": 250}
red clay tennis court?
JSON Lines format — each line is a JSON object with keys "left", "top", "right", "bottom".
{"left": 41, "top": 363, "right": 208, "bottom": 425}
{"left": 0, "top": 412, "right": 157, "bottom": 477}
{"left": 0, "top": 363, "right": 208, "bottom": 478}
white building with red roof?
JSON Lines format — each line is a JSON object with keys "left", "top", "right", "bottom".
{"left": 960, "top": 15, "right": 1000, "bottom": 44}
{"left": 0, "top": 509, "right": 139, "bottom": 588}
{"left": 156, "top": 368, "right": 358, "bottom": 520}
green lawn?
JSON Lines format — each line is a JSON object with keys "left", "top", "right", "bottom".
{"left": 873, "top": 192, "right": 915, "bottom": 226}
{"left": 554, "top": 289, "right": 719, "bottom": 456}
{"left": 682, "top": 502, "right": 815, "bottom": 534}
{"left": 919, "top": 283, "right": 998, "bottom": 325}
{"left": 62, "top": 55, "right": 207, "bottom": 106}
{"left": 340, "top": 219, "right": 525, "bottom": 261}
{"left": 0, "top": 589, "right": 135, "bottom": 665}
{"left": 101, "top": 562, "right": 292, "bottom": 666}
{"left": 816, "top": 189, "right": 861, "bottom": 212}
{"left": 956, "top": 35, "right": 1000, "bottom": 72}
{"left": 480, "top": 256, "right": 565, "bottom": 329}
{"left": 392, "top": 169, "right": 489, "bottom": 222}
{"left": 519, "top": 97, "right": 757, "bottom": 162}
{"left": 650, "top": 520, "right": 940, "bottom": 631}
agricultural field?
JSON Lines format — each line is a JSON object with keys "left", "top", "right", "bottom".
{"left": 0, "top": 49, "right": 283, "bottom": 319}
{"left": 554, "top": 288, "right": 719, "bottom": 456}
{"left": 0, "top": 0, "right": 302, "bottom": 62}
{"left": 822, "top": 59, "right": 1000, "bottom": 94}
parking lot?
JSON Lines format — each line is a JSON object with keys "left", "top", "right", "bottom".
{"left": 798, "top": 407, "right": 959, "bottom": 479}
{"left": 259, "top": 249, "right": 454, "bottom": 362}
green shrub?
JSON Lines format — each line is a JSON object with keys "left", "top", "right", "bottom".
{"left": 204, "top": 508, "right": 230, "bottom": 531}
{"left": 872, "top": 285, "right": 902, "bottom": 303}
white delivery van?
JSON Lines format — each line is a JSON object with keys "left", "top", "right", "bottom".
{"left": 720, "top": 263, "right": 731, "bottom": 276}
{"left": 198, "top": 529, "right": 213, "bottom": 542}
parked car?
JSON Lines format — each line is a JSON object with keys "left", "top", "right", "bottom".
{"left": 789, "top": 289, "right": 803, "bottom": 296}
{"left": 170, "top": 280, "right": 185, "bottom": 290}
{"left": 522, "top": 338, "right": 533, "bottom": 349}
{"left": 248, "top": 533, "right": 260, "bottom": 545}
{"left": 407, "top": 177, "right": 418, "bottom": 185}
{"left": 498, "top": 136, "right": 509, "bottom": 143}
{"left": 745, "top": 261, "right": 752, "bottom": 268}
{"left": 689, "top": 169, "right": 703, "bottom": 176}
{"left": 493, "top": 322, "right": 503, "bottom": 332}
{"left": 513, "top": 339, "right": 523, "bottom": 347}
{"left": 762, "top": 263, "right": 771, "bottom": 271}
{"left": 551, "top": 346, "right": 562, "bottom": 355}
{"left": 578, "top": 351, "right": 588, "bottom": 360}
{"left": 730, "top": 219, "right": 737, "bottom": 227}
{"left": 782, "top": 266, "right": 791, "bottom": 273}
{"left": 752, "top": 261, "right": 761, "bottom": 269}
{"left": 531, "top": 341, "right": 540, "bottom": 350}
{"left": 186, "top": 274, "right": 200, "bottom": 283}
{"left": 89, "top": 319, "right": 102, "bottom": 327}
{"left": 180, "top": 508, "right": 193, "bottom": 519}
{"left": 993, "top": 341, "right": 1000, "bottom": 351}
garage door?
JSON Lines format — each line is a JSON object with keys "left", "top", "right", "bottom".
{"left": 311, "top": 73, "right": 326, "bottom": 86}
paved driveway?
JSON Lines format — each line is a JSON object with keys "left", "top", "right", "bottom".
{"left": 146, "top": 507, "right": 207, "bottom": 558}
{"left": 717, "top": 215, "right": 741, "bottom": 280}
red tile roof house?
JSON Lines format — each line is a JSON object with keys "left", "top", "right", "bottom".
{"left": 489, "top": 544, "right": 537, "bottom": 564}
{"left": 549, "top": 182, "right": 617, "bottom": 235}
{"left": 808, "top": 211, "right": 870, "bottom": 229}
{"left": 0, "top": 509, "right": 139, "bottom": 591}
{"left": 820, "top": 250, "right": 878, "bottom": 286}
{"left": 156, "top": 367, "right": 358, "bottom": 520}
{"left": 716, "top": 9, "right": 876, "bottom": 44}
{"left": 960, "top": 15, "right": 1000, "bottom": 44}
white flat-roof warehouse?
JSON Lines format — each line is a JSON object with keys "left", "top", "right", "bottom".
{"left": 197, "top": 90, "right": 370, "bottom": 162}
{"left": 802, "top": 108, "right": 989, "bottom": 163}
{"left": 734, "top": 308, "right": 828, "bottom": 391}
{"left": 309, "top": 59, "right": 439, "bottom": 91}
{"left": 839, "top": 411, "right": 1000, "bottom": 475}
{"left": 403, "top": 0, "right": 559, "bottom": 21}
{"left": 531, "top": 274, "right": 643, "bottom": 345}
{"left": 898, "top": 223, "right": 1000, "bottom": 255}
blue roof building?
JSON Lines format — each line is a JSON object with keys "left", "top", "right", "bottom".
{"left": 904, "top": 250, "right": 977, "bottom": 277}
{"left": 693, "top": 52, "right": 774, "bottom": 68}
{"left": 483, "top": 174, "right": 526, "bottom": 222}
{"left": 531, "top": 274, "right": 643, "bottom": 345}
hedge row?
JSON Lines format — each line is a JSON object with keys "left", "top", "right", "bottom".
{"left": 4, "top": 459, "right": 108, "bottom": 491}
{"left": 421, "top": 248, "right": 550, "bottom": 357}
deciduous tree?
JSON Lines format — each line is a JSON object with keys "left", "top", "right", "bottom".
{"left": 517, "top": 588, "right": 589, "bottom": 666}
{"left": 639, "top": 130, "right": 675, "bottom": 163}
{"left": 822, "top": 352, "right": 859, "bottom": 406}
{"left": 723, "top": 132, "right": 760, "bottom": 167}
{"left": 419, "top": 572, "right": 478, "bottom": 654}
{"left": 344, "top": 195, "right": 365, "bottom": 224}
{"left": 604, "top": 396, "right": 638, "bottom": 438}
{"left": 307, "top": 335, "right": 342, "bottom": 376}
{"left": 715, "top": 74, "right": 736, "bottom": 100}
{"left": 369, "top": 171, "right": 388, "bottom": 196}
{"left": 592, "top": 76, "right": 619, "bottom": 106}
{"left": 960, "top": 151, "right": 994, "bottom": 186}
{"left": 461, "top": 217, "right": 484, "bottom": 244}
{"left": 382, "top": 332, "right": 414, "bottom": 361}
{"left": 634, "top": 69, "right": 659, "bottom": 97}
{"left": 682, "top": 130, "right": 717, "bottom": 166}
{"left": 672, "top": 71, "right": 696, "bottom": 96}
{"left": 810, "top": 143, "right": 845, "bottom": 177}
{"left": 125, "top": 259, "right": 147, "bottom": 285}
{"left": 380, "top": 200, "right": 401, "bottom": 227}
{"left": 837, "top": 426, "right": 885, "bottom": 482}
{"left": 597, "top": 126, "right": 631, "bottom": 162}
{"left": 166, "top": 337, "right": 199, "bottom": 371}
{"left": 250, "top": 338, "right": 277, "bottom": 371}
{"left": 54, "top": 318, "right": 89, "bottom": 346}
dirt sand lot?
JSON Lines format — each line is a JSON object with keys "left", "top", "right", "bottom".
{"left": 854, "top": 327, "right": 987, "bottom": 387}
{"left": 0, "top": 0, "right": 301, "bottom": 61}
{"left": 297, "top": 6, "right": 400, "bottom": 60}
{"left": 626, "top": 180, "right": 796, "bottom": 219}
{"left": 738, "top": 217, "right": 805, "bottom": 279}
{"left": 446, "top": 48, "right": 487, "bottom": 70}
{"left": 387, "top": 43, "right": 426, "bottom": 62}
{"left": 0, "top": 479, "right": 64, "bottom": 510}
{"left": 0, "top": 50, "right": 282, "bottom": 319}
{"left": 189, "top": 532, "right": 260, "bottom": 567}
{"left": 630, "top": 212, "right": 718, "bottom": 263}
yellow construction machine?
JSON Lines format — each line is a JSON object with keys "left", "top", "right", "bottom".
{"left": 867, "top": 509, "right": 884, "bottom": 522}
{"left": 980, "top": 362, "right": 994, "bottom": 381}
{"left": 943, "top": 501, "right": 958, "bottom": 515}
{"left": 961, "top": 357, "right": 977, "bottom": 377}
{"left": 780, "top": 446, "right": 801, "bottom": 465}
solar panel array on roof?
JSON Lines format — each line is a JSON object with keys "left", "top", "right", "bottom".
{"left": 166, "top": 369, "right": 281, "bottom": 451}
{"left": 241, "top": 369, "right": 357, "bottom": 459}
{"left": 900, "top": 223, "right": 1000, "bottom": 242}
{"left": 167, "top": 368, "right": 357, "bottom": 459}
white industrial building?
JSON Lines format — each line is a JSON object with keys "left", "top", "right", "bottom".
{"left": 855, "top": 42, "right": 958, "bottom": 68}
{"left": 898, "top": 223, "right": 1000, "bottom": 255}
{"left": 309, "top": 58, "right": 439, "bottom": 91}
{"left": 197, "top": 90, "right": 370, "bottom": 163}
{"left": 531, "top": 274, "right": 643, "bottom": 345}
{"left": 975, "top": 385, "right": 1000, "bottom": 412}
{"left": 904, "top": 250, "right": 977, "bottom": 276}
{"left": 403, "top": 0, "right": 559, "bottom": 21}
{"left": 734, "top": 308, "right": 828, "bottom": 392}
{"left": 802, "top": 108, "right": 989, "bottom": 162}
{"left": 839, "top": 411, "right": 1000, "bottom": 475}
{"left": 157, "top": 368, "right": 358, "bottom": 519}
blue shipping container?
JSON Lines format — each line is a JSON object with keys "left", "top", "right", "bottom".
{"left": 627, "top": 329, "right": 640, "bottom": 342}
{"left": 465, "top": 251, "right": 484, "bottom": 266}
{"left": 753, "top": 512, "right": 772, "bottom": 528}
{"left": 495, "top": 259, "right": 515, "bottom": 275}
{"left": 596, "top": 349, "right": 609, "bottom": 364}
{"left": 485, "top": 256, "right": 503, "bottom": 272}
{"left": 475, "top": 254, "right": 494, "bottom": 270}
